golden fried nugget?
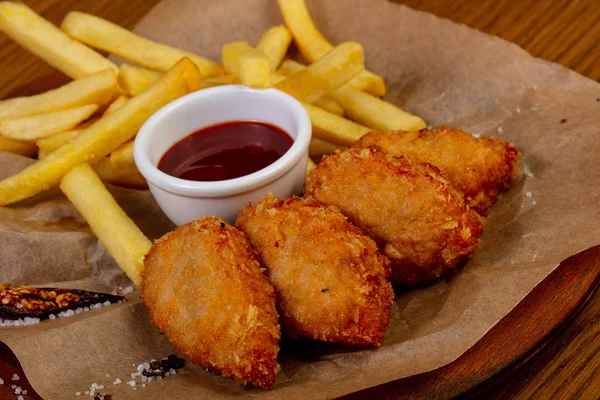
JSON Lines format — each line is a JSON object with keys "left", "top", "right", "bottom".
{"left": 236, "top": 195, "right": 393, "bottom": 347}
{"left": 304, "top": 147, "right": 484, "bottom": 286}
{"left": 142, "top": 217, "right": 280, "bottom": 389}
{"left": 352, "top": 127, "right": 521, "bottom": 214}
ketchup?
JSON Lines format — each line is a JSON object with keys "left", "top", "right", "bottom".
{"left": 157, "top": 121, "right": 293, "bottom": 182}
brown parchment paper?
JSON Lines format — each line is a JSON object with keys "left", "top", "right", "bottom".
{"left": 1, "top": 0, "right": 600, "bottom": 398}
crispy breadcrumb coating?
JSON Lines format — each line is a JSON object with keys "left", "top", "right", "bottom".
{"left": 142, "top": 216, "right": 280, "bottom": 389}
{"left": 236, "top": 195, "right": 393, "bottom": 347}
{"left": 304, "top": 147, "right": 484, "bottom": 286}
{"left": 352, "top": 127, "right": 521, "bottom": 214}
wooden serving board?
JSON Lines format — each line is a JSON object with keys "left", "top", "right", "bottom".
{"left": 1, "top": 76, "right": 600, "bottom": 399}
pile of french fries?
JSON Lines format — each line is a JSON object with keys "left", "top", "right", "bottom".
{"left": 0, "top": 0, "right": 426, "bottom": 285}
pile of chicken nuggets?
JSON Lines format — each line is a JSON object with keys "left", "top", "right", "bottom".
{"left": 141, "top": 127, "right": 521, "bottom": 388}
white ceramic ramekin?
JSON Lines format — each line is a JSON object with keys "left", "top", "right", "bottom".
{"left": 134, "top": 85, "right": 311, "bottom": 225}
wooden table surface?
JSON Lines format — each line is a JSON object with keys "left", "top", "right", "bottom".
{"left": 1, "top": 1, "right": 599, "bottom": 399}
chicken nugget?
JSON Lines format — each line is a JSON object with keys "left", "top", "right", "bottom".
{"left": 236, "top": 195, "right": 393, "bottom": 347}
{"left": 142, "top": 216, "right": 280, "bottom": 389}
{"left": 352, "top": 127, "right": 521, "bottom": 214}
{"left": 304, "top": 147, "right": 484, "bottom": 286}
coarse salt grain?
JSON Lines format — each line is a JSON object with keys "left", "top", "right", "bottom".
{"left": 516, "top": 107, "right": 521, "bottom": 113}
{"left": 18, "top": 396, "right": 23, "bottom": 400}
{"left": 105, "top": 373, "right": 110, "bottom": 377}
{"left": 11, "top": 384, "right": 16, "bottom": 389}
{"left": 525, "top": 192, "right": 532, "bottom": 197}
{"left": 497, "top": 126, "right": 504, "bottom": 133}
{"left": 113, "top": 378, "right": 121, "bottom": 385}
{"left": 75, "top": 392, "right": 80, "bottom": 396}
{"left": 0, "top": 377, "right": 3, "bottom": 384}
{"left": 532, "top": 200, "right": 537, "bottom": 205}
{"left": 142, "top": 384, "right": 146, "bottom": 388}
{"left": 22, "top": 390, "right": 27, "bottom": 395}
{"left": 14, "top": 386, "right": 21, "bottom": 394}
{"left": 12, "top": 374, "right": 19, "bottom": 381}
{"left": 128, "top": 380, "right": 136, "bottom": 387}
{"left": 472, "top": 133, "right": 481, "bottom": 138}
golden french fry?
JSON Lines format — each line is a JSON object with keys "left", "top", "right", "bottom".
{"left": 61, "top": 11, "right": 222, "bottom": 77}
{"left": 222, "top": 41, "right": 271, "bottom": 88}
{"left": 274, "top": 42, "right": 364, "bottom": 103}
{"left": 307, "top": 157, "right": 316, "bottom": 172}
{"left": 0, "top": 135, "right": 37, "bottom": 157}
{"left": 118, "top": 65, "right": 163, "bottom": 96}
{"left": 119, "top": 64, "right": 239, "bottom": 96}
{"left": 279, "top": 59, "right": 424, "bottom": 130}
{"left": 274, "top": 62, "right": 344, "bottom": 116}
{"left": 60, "top": 163, "right": 151, "bottom": 285}
{"left": 103, "top": 95, "right": 128, "bottom": 116}
{"left": 0, "top": 104, "right": 98, "bottom": 141}
{"left": 36, "top": 130, "right": 82, "bottom": 153}
{"left": 0, "top": 69, "right": 116, "bottom": 120}
{"left": 0, "top": 58, "right": 201, "bottom": 206}
{"left": 256, "top": 25, "right": 293, "bottom": 70}
{"left": 303, "top": 102, "right": 371, "bottom": 146}
{"left": 312, "top": 98, "right": 344, "bottom": 117}
{"left": 309, "top": 137, "right": 339, "bottom": 158}
{"left": 277, "top": 58, "right": 304, "bottom": 75}
{"left": 37, "top": 147, "right": 48, "bottom": 160}
{"left": 328, "top": 85, "right": 427, "bottom": 131}
{"left": 0, "top": 3, "right": 117, "bottom": 79}
{"left": 109, "top": 141, "right": 138, "bottom": 175}
{"left": 93, "top": 156, "right": 147, "bottom": 189}
{"left": 273, "top": 70, "right": 345, "bottom": 116}
{"left": 277, "top": 0, "right": 385, "bottom": 96}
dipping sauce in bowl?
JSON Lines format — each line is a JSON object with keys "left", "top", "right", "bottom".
{"left": 157, "top": 121, "right": 293, "bottom": 182}
{"left": 134, "top": 85, "right": 311, "bottom": 225}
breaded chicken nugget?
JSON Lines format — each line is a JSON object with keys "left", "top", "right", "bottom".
{"left": 304, "top": 147, "right": 484, "bottom": 286}
{"left": 236, "top": 195, "right": 393, "bottom": 347}
{"left": 352, "top": 127, "right": 521, "bottom": 214}
{"left": 142, "top": 216, "right": 280, "bottom": 389}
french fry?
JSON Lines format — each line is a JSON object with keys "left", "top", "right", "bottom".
{"left": 274, "top": 61, "right": 344, "bottom": 116}
{"left": 0, "top": 69, "right": 116, "bottom": 120}
{"left": 118, "top": 65, "right": 163, "bottom": 96}
{"left": 93, "top": 157, "right": 147, "bottom": 189}
{"left": 277, "top": 0, "right": 385, "bottom": 96}
{"left": 279, "top": 59, "right": 425, "bottom": 130}
{"left": 109, "top": 141, "right": 139, "bottom": 176}
{"left": 0, "top": 104, "right": 98, "bottom": 141}
{"left": 274, "top": 42, "right": 364, "bottom": 103}
{"left": 60, "top": 163, "right": 151, "bottom": 285}
{"left": 222, "top": 41, "right": 271, "bottom": 88}
{"left": 313, "top": 98, "right": 344, "bottom": 116}
{"left": 0, "top": 135, "right": 37, "bottom": 157}
{"left": 303, "top": 102, "right": 371, "bottom": 146}
{"left": 61, "top": 11, "right": 222, "bottom": 77}
{"left": 256, "top": 26, "right": 292, "bottom": 70}
{"left": 119, "top": 64, "right": 239, "bottom": 96}
{"left": 0, "top": 58, "right": 201, "bottom": 206}
{"left": 328, "top": 85, "right": 427, "bottom": 131}
{"left": 37, "top": 147, "right": 48, "bottom": 160}
{"left": 309, "top": 137, "right": 339, "bottom": 158}
{"left": 307, "top": 157, "right": 316, "bottom": 172}
{"left": 0, "top": 2, "right": 117, "bottom": 79}
{"left": 36, "top": 130, "right": 82, "bottom": 153}
{"left": 103, "top": 95, "right": 128, "bottom": 116}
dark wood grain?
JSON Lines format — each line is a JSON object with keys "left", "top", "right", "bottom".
{"left": 1, "top": 1, "right": 599, "bottom": 399}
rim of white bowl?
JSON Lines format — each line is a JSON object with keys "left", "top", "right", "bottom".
{"left": 134, "top": 85, "right": 311, "bottom": 198}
